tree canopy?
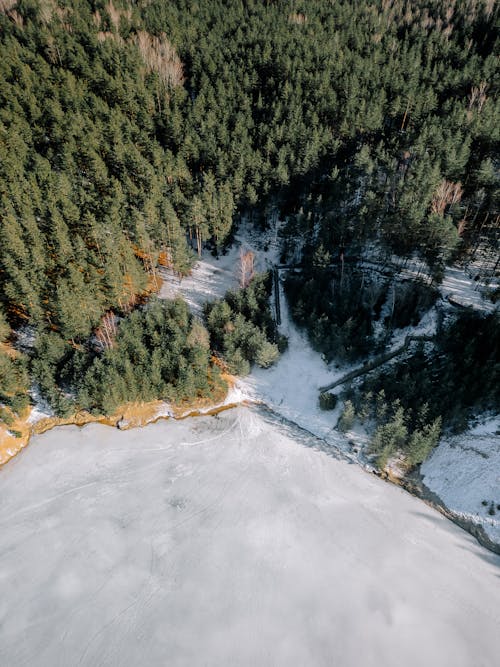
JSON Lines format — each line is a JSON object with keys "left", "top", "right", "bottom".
{"left": 0, "top": 0, "right": 497, "bottom": 421}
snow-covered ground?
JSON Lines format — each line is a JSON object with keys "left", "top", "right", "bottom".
{"left": 2, "top": 228, "right": 498, "bottom": 663}
{"left": 26, "top": 385, "right": 54, "bottom": 424}
{"left": 421, "top": 416, "right": 500, "bottom": 544}
{"left": 158, "top": 218, "right": 281, "bottom": 316}
{"left": 157, "top": 227, "right": 499, "bottom": 543}
{"left": 238, "top": 274, "right": 351, "bottom": 453}
{"left": 154, "top": 383, "right": 249, "bottom": 421}
{"left": 1, "top": 408, "right": 499, "bottom": 667}
{"left": 157, "top": 221, "right": 357, "bottom": 457}
{"left": 439, "top": 266, "right": 497, "bottom": 312}
{"left": 156, "top": 220, "right": 350, "bottom": 449}
{"left": 363, "top": 254, "right": 498, "bottom": 312}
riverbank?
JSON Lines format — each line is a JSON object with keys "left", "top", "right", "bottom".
{"left": 0, "top": 375, "right": 245, "bottom": 468}
{"left": 257, "top": 405, "right": 500, "bottom": 555}
{"left": 3, "top": 390, "right": 500, "bottom": 557}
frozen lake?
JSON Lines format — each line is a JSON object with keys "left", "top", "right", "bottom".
{"left": 1, "top": 408, "right": 499, "bottom": 667}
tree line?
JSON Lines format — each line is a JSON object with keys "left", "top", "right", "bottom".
{"left": 0, "top": 0, "right": 497, "bottom": 422}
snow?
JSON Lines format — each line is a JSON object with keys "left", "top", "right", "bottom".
{"left": 14, "top": 325, "right": 36, "bottom": 352}
{"left": 2, "top": 225, "right": 499, "bottom": 662}
{"left": 156, "top": 217, "right": 360, "bottom": 450}
{"left": 159, "top": 227, "right": 498, "bottom": 538}
{"left": 362, "top": 254, "right": 498, "bottom": 313}
{"left": 421, "top": 416, "right": 500, "bottom": 544}
{"left": 239, "top": 270, "right": 437, "bottom": 464}
{"left": 439, "top": 266, "right": 497, "bottom": 312}
{"left": 239, "top": 273, "right": 352, "bottom": 455}
{"left": 154, "top": 403, "right": 174, "bottom": 419}
{"left": 159, "top": 255, "right": 238, "bottom": 316}
{"left": 1, "top": 408, "right": 499, "bottom": 667}
{"left": 154, "top": 383, "right": 249, "bottom": 421}
{"left": 158, "top": 217, "right": 282, "bottom": 315}
{"left": 115, "top": 214, "right": 500, "bottom": 555}
{"left": 383, "top": 302, "right": 439, "bottom": 354}
{"left": 26, "top": 386, "right": 54, "bottom": 424}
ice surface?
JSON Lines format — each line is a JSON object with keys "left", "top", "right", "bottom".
{"left": 1, "top": 408, "right": 499, "bottom": 667}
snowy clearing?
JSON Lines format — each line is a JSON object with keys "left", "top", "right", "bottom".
{"left": 238, "top": 273, "right": 351, "bottom": 453}
{"left": 0, "top": 408, "right": 499, "bottom": 667}
{"left": 440, "top": 266, "right": 497, "bottom": 312}
{"left": 158, "top": 218, "right": 281, "bottom": 316}
{"left": 421, "top": 416, "right": 500, "bottom": 545}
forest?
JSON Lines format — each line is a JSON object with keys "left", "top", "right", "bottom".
{"left": 0, "top": 0, "right": 498, "bottom": 452}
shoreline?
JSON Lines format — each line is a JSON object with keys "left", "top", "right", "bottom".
{"left": 0, "top": 375, "right": 249, "bottom": 468}
{"left": 2, "top": 389, "right": 499, "bottom": 556}
{"left": 249, "top": 404, "right": 500, "bottom": 556}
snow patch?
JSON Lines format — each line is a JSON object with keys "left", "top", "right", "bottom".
{"left": 154, "top": 381, "right": 251, "bottom": 421}
{"left": 159, "top": 217, "right": 282, "bottom": 314}
{"left": 421, "top": 416, "right": 500, "bottom": 544}
{"left": 440, "top": 266, "right": 497, "bottom": 312}
{"left": 154, "top": 403, "right": 174, "bottom": 419}
{"left": 26, "top": 385, "right": 54, "bottom": 424}
{"left": 14, "top": 325, "right": 36, "bottom": 352}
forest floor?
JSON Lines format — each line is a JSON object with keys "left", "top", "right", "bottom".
{"left": 158, "top": 217, "right": 280, "bottom": 315}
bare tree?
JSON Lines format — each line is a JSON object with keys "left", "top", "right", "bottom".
{"left": 468, "top": 81, "right": 488, "bottom": 116}
{"left": 457, "top": 218, "right": 467, "bottom": 237}
{"left": 289, "top": 12, "right": 307, "bottom": 25}
{"left": 135, "top": 31, "right": 185, "bottom": 90}
{"left": 0, "top": 0, "right": 16, "bottom": 12}
{"left": 106, "top": 1, "right": 131, "bottom": 30}
{"left": 239, "top": 248, "right": 255, "bottom": 289}
{"left": 95, "top": 311, "right": 117, "bottom": 351}
{"left": 431, "top": 180, "right": 463, "bottom": 216}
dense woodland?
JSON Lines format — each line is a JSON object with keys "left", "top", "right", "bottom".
{"left": 204, "top": 273, "right": 285, "bottom": 376}
{"left": 286, "top": 263, "right": 440, "bottom": 362}
{"left": 0, "top": 0, "right": 498, "bottom": 440}
{"left": 335, "top": 310, "right": 500, "bottom": 467}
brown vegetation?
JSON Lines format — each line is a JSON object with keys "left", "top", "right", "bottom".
{"left": 95, "top": 311, "right": 117, "bottom": 351}
{"left": 106, "top": 0, "right": 132, "bottom": 30}
{"left": 0, "top": 1, "right": 23, "bottom": 27}
{"left": 468, "top": 81, "right": 488, "bottom": 113}
{"left": 38, "top": 0, "right": 72, "bottom": 30}
{"left": 0, "top": 378, "right": 238, "bottom": 468}
{"left": 97, "top": 31, "right": 123, "bottom": 44}
{"left": 93, "top": 1, "right": 131, "bottom": 43}
{"left": 289, "top": 12, "right": 307, "bottom": 25}
{"left": 0, "top": 0, "right": 16, "bottom": 13}
{"left": 134, "top": 31, "right": 185, "bottom": 89}
{"left": 431, "top": 180, "right": 463, "bottom": 216}
{"left": 239, "top": 248, "right": 255, "bottom": 289}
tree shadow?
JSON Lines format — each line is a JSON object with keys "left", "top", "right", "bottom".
{"left": 256, "top": 403, "right": 358, "bottom": 465}
{"left": 254, "top": 404, "right": 500, "bottom": 571}
{"left": 411, "top": 509, "right": 500, "bottom": 575}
